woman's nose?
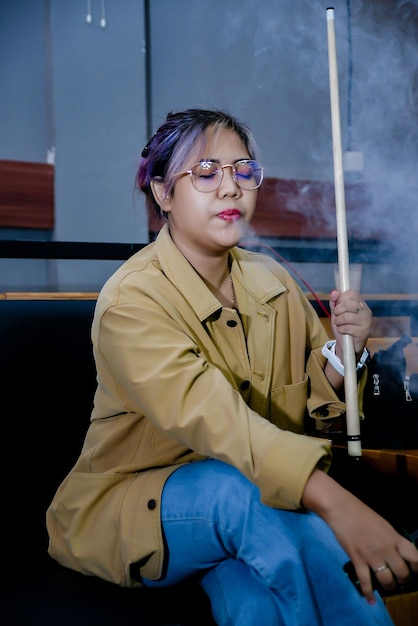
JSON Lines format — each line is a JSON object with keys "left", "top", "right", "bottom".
{"left": 218, "top": 165, "right": 239, "bottom": 196}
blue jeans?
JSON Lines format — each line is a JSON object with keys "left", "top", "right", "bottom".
{"left": 143, "top": 459, "right": 394, "bottom": 626}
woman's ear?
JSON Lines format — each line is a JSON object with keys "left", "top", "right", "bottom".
{"left": 150, "top": 180, "right": 172, "bottom": 214}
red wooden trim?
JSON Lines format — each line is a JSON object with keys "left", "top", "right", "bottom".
{"left": 0, "top": 159, "right": 54, "bottom": 229}
{"left": 251, "top": 177, "right": 373, "bottom": 239}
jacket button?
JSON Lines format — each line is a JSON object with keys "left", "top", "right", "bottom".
{"left": 147, "top": 499, "right": 157, "bottom": 510}
{"left": 227, "top": 319, "right": 237, "bottom": 327}
{"left": 240, "top": 380, "right": 250, "bottom": 390}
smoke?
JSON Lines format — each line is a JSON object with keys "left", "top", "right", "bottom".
{"left": 219, "top": 0, "right": 418, "bottom": 291}
{"left": 334, "top": 0, "right": 418, "bottom": 290}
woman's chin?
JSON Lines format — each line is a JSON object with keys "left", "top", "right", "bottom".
{"left": 217, "top": 225, "right": 245, "bottom": 248}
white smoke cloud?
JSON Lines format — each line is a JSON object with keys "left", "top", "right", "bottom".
{"left": 220, "top": 0, "right": 418, "bottom": 291}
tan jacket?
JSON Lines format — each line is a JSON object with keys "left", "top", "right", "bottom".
{"left": 47, "top": 224, "right": 353, "bottom": 587}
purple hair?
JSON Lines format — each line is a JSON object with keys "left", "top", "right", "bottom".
{"left": 136, "top": 108, "right": 259, "bottom": 220}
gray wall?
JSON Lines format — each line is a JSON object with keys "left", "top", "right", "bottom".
{"left": 1, "top": 0, "right": 148, "bottom": 289}
{"left": 1, "top": 0, "right": 417, "bottom": 293}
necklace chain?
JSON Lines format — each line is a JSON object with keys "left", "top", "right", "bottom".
{"left": 230, "top": 274, "right": 235, "bottom": 309}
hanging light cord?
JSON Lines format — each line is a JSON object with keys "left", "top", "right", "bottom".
{"left": 85, "top": 0, "right": 106, "bottom": 28}
{"left": 86, "top": 0, "right": 92, "bottom": 24}
{"left": 100, "top": 0, "right": 106, "bottom": 28}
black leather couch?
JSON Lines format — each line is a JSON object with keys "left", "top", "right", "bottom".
{"left": 1, "top": 297, "right": 215, "bottom": 626}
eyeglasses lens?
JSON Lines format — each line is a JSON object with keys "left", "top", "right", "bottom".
{"left": 191, "top": 162, "right": 219, "bottom": 192}
{"left": 234, "top": 161, "right": 263, "bottom": 190}
{"left": 191, "top": 161, "right": 263, "bottom": 192}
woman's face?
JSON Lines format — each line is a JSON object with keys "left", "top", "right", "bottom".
{"left": 152, "top": 126, "right": 258, "bottom": 258}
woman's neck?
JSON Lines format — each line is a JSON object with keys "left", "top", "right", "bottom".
{"left": 203, "top": 267, "right": 235, "bottom": 309}
{"left": 168, "top": 228, "right": 235, "bottom": 307}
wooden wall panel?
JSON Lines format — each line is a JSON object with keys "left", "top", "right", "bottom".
{"left": 0, "top": 159, "right": 54, "bottom": 229}
{"left": 252, "top": 177, "right": 372, "bottom": 239}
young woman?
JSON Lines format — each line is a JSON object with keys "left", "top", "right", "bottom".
{"left": 47, "top": 108, "right": 417, "bottom": 625}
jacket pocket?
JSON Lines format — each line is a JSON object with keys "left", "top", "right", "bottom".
{"left": 270, "top": 374, "right": 308, "bottom": 433}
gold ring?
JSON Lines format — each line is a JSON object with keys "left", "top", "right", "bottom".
{"left": 373, "top": 564, "right": 389, "bottom": 574}
{"left": 356, "top": 302, "right": 365, "bottom": 313}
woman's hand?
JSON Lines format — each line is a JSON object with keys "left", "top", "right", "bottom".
{"left": 329, "top": 289, "right": 372, "bottom": 357}
{"left": 302, "top": 469, "right": 418, "bottom": 604}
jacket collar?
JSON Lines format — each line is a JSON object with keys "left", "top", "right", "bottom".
{"left": 155, "top": 224, "right": 286, "bottom": 322}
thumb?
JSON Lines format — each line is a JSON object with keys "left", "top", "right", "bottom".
{"left": 329, "top": 289, "right": 339, "bottom": 313}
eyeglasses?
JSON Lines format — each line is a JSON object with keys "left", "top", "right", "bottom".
{"left": 173, "top": 160, "right": 264, "bottom": 193}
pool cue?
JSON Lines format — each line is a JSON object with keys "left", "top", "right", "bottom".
{"left": 326, "top": 7, "right": 362, "bottom": 458}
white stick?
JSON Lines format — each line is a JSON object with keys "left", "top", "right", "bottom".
{"left": 326, "top": 8, "right": 362, "bottom": 458}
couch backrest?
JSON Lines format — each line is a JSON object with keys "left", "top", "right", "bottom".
{"left": 1, "top": 299, "right": 97, "bottom": 539}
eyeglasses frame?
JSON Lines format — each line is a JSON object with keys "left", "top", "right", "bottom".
{"left": 172, "top": 159, "right": 264, "bottom": 193}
